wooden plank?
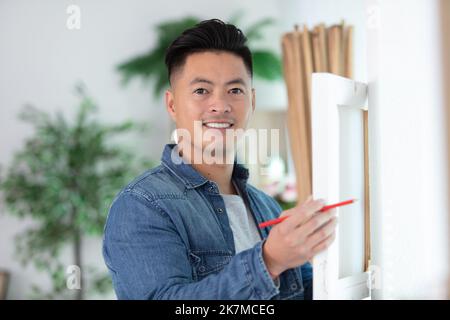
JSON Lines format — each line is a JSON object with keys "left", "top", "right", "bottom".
{"left": 312, "top": 26, "right": 322, "bottom": 72}
{"left": 302, "top": 25, "right": 314, "bottom": 171}
{"left": 328, "top": 25, "right": 342, "bottom": 75}
{"left": 282, "top": 28, "right": 312, "bottom": 204}
{"left": 302, "top": 25, "right": 314, "bottom": 106}
{"left": 318, "top": 24, "right": 329, "bottom": 71}
{"left": 363, "top": 110, "right": 371, "bottom": 271}
{"left": 282, "top": 33, "right": 303, "bottom": 203}
{"left": 294, "top": 28, "right": 312, "bottom": 203}
{"left": 344, "top": 25, "right": 354, "bottom": 78}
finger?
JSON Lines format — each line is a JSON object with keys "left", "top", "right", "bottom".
{"left": 302, "top": 197, "right": 326, "bottom": 213}
{"left": 310, "top": 231, "right": 336, "bottom": 256}
{"left": 298, "top": 208, "right": 336, "bottom": 237}
{"left": 290, "top": 214, "right": 336, "bottom": 248}
{"left": 281, "top": 199, "right": 325, "bottom": 232}
{"left": 304, "top": 217, "right": 338, "bottom": 248}
{"left": 279, "top": 195, "right": 314, "bottom": 218}
{"left": 294, "top": 199, "right": 326, "bottom": 226}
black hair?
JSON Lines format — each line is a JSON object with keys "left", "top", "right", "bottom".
{"left": 164, "top": 19, "right": 253, "bottom": 84}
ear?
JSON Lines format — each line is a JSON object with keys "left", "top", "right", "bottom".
{"left": 165, "top": 88, "right": 177, "bottom": 122}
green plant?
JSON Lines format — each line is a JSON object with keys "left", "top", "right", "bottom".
{"left": 117, "top": 15, "right": 282, "bottom": 98}
{"left": 0, "top": 84, "right": 152, "bottom": 299}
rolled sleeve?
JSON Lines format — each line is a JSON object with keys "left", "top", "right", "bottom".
{"left": 301, "top": 262, "right": 313, "bottom": 300}
{"left": 236, "top": 240, "right": 280, "bottom": 299}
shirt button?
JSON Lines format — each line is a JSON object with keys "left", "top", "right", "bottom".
{"left": 217, "top": 208, "right": 223, "bottom": 213}
{"left": 290, "top": 283, "right": 298, "bottom": 291}
{"left": 199, "top": 266, "right": 206, "bottom": 272}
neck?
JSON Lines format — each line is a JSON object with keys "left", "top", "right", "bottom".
{"left": 178, "top": 143, "right": 237, "bottom": 195}
{"left": 193, "top": 161, "right": 236, "bottom": 195}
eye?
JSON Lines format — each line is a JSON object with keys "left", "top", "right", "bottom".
{"left": 230, "top": 88, "right": 244, "bottom": 95}
{"left": 194, "top": 88, "right": 208, "bottom": 95}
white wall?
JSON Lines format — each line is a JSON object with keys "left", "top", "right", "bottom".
{"left": 0, "top": 0, "right": 284, "bottom": 299}
{"left": 366, "top": 0, "right": 449, "bottom": 299}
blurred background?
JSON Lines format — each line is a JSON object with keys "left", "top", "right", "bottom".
{"left": 0, "top": 0, "right": 449, "bottom": 300}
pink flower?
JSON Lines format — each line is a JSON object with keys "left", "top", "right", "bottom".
{"left": 263, "top": 181, "right": 280, "bottom": 197}
{"left": 280, "top": 181, "right": 297, "bottom": 203}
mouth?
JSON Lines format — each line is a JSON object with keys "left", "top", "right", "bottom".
{"left": 202, "top": 121, "right": 234, "bottom": 129}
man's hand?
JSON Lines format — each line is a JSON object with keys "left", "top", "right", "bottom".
{"left": 262, "top": 197, "right": 337, "bottom": 279}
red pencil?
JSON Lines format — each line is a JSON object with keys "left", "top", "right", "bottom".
{"left": 258, "top": 199, "right": 357, "bottom": 228}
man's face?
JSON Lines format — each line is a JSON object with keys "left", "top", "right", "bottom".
{"left": 165, "top": 51, "right": 255, "bottom": 161}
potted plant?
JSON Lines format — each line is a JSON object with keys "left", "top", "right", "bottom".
{"left": 0, "top": 270, "right": 10, "bottom": 299}
{"left": 0, "top": 84, "right": 152, "bottom": 299}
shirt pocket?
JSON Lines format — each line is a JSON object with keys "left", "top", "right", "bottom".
{"left": 188, "top": 249, "right": 233, "bottom": 280}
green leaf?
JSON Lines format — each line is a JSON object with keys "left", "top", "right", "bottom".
{"left": 252, "top": 50, "right": 282, "bottom": 80}
{"left": 156, "top": 17, "right": 200, "bottom": 46}
{"left": 244, "top": 17, "right": 276, "bottom": 42}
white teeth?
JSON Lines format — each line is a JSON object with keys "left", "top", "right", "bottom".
{"left": 204, "top": 122, "right": 232, "bottom": 129}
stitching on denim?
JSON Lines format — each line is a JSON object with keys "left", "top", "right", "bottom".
{"left": 161, "top": 160, "right": 209, "bottom": 189}
{"left": 126, "top": 166, "right": 163, "bottom": 189}
{"left": 123, "top": 189, "right": 171, "bottom": 221}
{"left": 126, "top": 185, "right": 186, "bottom": 201}
{"left": 257, "top": 243, "right": 279, "bottom": 299}
{"left": 192, "top": 188, "right": 228, "bottom": 245}
{"left": 280, "top": 289, "right": 305, "bottom": 300}
{"left": 190, "top": 249, "right": 233, "bottom": 255}
{"left": 278, "top": 269, "right": 305, "bottom": 300}
{"left": 241, "top": 251, "right": 259, "bottom": 299}
{"left": 150, "top": 194, "right": 186, "bottom": 200}
{"left": 127, "top": 188, "right": 185, "bottom": 205}
{"left": 189, "top": 250, "right": 232, "bottom": 272}
{"left": 161, "top": 159, "right": 190, "bottom": 186}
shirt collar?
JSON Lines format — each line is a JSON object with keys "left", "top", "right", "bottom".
{"left": 161, "top": 143, "right": 249, "bottom": 189}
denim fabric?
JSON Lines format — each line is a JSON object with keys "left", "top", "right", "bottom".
{"left": 103, "top": 144, "right": 312, "bottom": 300}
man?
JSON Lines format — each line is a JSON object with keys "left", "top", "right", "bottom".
{"left": 102, "top": 19, "right": 337, "bottom": 300}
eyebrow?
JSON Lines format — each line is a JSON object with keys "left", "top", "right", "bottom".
{"left": 189, "top": 77, "right": 247, "bottom": 86}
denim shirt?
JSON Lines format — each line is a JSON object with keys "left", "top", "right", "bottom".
{"left": 102, "top": 144, "right": 312, "bottom": 300}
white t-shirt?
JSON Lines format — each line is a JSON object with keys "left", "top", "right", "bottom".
{"left": 221, "top": 192, "right": 262, "bottom": 254}
{"left": 221, "top": 182, "right": 280, "bottom": 288}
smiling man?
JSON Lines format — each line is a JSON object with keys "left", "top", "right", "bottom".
{"left": 102, "top": 19, "right": 337, "bottom": 300}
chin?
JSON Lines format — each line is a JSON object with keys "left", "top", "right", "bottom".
{"left": 200, "top": 140, "right": 236, "bottom": 164}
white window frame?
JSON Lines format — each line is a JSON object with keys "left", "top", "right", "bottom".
{"left": 311, "top": 72, "right": 370, "bottom": 300}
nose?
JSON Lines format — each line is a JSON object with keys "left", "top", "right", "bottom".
{"left": 208, "top": 93, "right": 231, "bottom": 114}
